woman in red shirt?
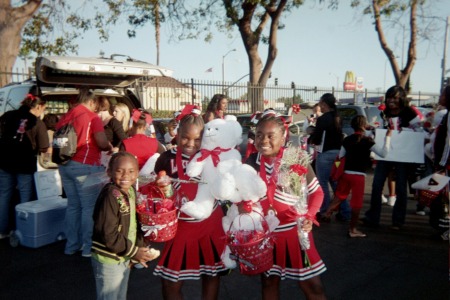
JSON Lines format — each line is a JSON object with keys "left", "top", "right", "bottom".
{"left": 56, "top": 89, "right": 112, "bottom": 257}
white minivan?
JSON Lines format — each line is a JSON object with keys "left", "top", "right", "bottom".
{"left": 0, "top": 55, "right": 173, "bottom": 116}
{"left": 0, "top": 55, "right": 173, "bottom": 170}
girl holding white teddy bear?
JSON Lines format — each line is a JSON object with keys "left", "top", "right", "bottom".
{"left": 152, "top": 105, "right": 227, "bottom": 300}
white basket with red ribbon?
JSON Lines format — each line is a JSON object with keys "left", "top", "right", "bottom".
{"left": 137, "top": 183, "right": 178, "bottom": 242}
{"left": 225, "top": 212, "right": 274, "bottom": 275}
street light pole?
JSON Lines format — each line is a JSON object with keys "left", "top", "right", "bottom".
{"left": 222, "top": 49, "right": 236, "bottom": 93}
{"left": 329, "top": 73, "right": 339, "bottom": 100}
{"left": 441, "top": 16, "right": 450, "bottom": 90}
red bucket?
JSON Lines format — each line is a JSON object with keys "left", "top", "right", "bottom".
{"left": 226, "top": 213, "right": 274, "bottom": 275}
{"left": 137, "top": 184, "right": 178, "bottom": 242}
{"left": 418, "top": 189, "right": 441, "bottom": 207}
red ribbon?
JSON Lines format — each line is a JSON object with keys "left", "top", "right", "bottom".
{"left": 249, "top": 111, "right": 261, "bottom": 125}
{"left": 176, "top": 105, "right": 201, "bottom": 121}
{"left": 423, "top": 121, "right": 431, "bottom": 129}
{"left": 290, "top": 164, "right": 308, "bottom": 176}
{"left": 240, "top": 200, "right": 253, "bottom": 213}
{"left": 175, "top": 149, "right": 198, "bottom": 203}
{"left": 292, "top": 104, "right": 300, "bottom": 114}
{"left": 26, "top": 93, "right": 36, "bottom": 101}
{"left": 284, "top": 207, "right": 319, "bottom": 226}
{"left": 131, "top": 109, "right": 153, "bottom": 125}
{"left": 259, "top": 147, "right": 285, "bottom": 213}
{"left": 244, "top": 142, "right": 257, "bottom": 162}
{"left": 196, "top": 147, "right": 231, "bottom": 167}
{"left": 378, "top": 104, "right": 386, "bottom": 111}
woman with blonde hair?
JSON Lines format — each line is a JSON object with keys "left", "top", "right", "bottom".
{"left": 113, "top": 103, "right": 131, "bottom": 133}
{"left": 97, "top": 97, "right": 127, "bottom": 152}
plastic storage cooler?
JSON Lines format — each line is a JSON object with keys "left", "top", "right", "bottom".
{"left": 14, "top": 198, "right": 67, "bottom": 248}
{"left": 11, "top": 170, "right": 67, "bottom": 248}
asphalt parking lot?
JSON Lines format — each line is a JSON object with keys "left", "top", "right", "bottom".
{"left": 0, "top": 170, "right": 448, "bottom": 300}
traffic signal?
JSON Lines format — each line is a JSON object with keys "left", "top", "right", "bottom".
{"left": 275, "top": 78, "right": 278, "bottom": 86}
{"left": 291, "top": 81, "right": 295, "bottom": 89}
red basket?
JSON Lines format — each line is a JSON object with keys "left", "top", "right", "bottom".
{"left": 226, "top": 213, "right": 274, "bottom": 275}
{"left": 418, "top": 189, "right": 441, "bottom": 207}
{"left": 137, "top": 184, "right": 178, "bottom": 242}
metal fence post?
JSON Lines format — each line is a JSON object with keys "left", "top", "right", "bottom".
{"left": 191, "top": 78, "right": 195, "bottom": 105}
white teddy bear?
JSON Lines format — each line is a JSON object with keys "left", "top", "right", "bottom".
{"left": 180, "top": 115, "right": 243, "bottom": 220}
{"left": 210, "top": 159, "right": 271, "bottom": 269}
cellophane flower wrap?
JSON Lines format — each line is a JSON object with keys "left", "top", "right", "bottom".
{"left": 277, "top": 146, "right": 311, "bottom": 251}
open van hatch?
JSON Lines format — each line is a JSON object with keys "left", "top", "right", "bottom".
{"left": 35, "top": 55, "right": 173, "bottom": 88}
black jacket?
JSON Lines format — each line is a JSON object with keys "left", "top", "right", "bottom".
{"left": 309, "top": 111, "right": 342, "bottom": 152}
{"left": 0, "top": 106, "right": 48, "bottom": 173}
{"left": 92, "top": 183, "right": 146, "bottom": 261}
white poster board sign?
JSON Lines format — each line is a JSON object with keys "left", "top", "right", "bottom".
{"left": 373, "top": 129, "right": 425, "bottom": 163}
{"left": 34, "top": 169, "right": 63, "bottom": 200}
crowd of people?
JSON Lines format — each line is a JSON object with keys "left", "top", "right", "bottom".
{"left": 0, "top": 85, "right": 448, "bottom": 299}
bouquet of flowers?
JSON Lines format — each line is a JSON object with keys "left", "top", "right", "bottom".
{"left": 277, "top": 146, "right": 312, "bottom": 253}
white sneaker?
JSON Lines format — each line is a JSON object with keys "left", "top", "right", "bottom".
{"left": 381, "top": 195, "right": 388, "bottom": 204}
{"left": 388, "top": 196, "right": 396, "bottom": 206}
{"left": 416, "top": 210, "right": 426, "bottom": 216}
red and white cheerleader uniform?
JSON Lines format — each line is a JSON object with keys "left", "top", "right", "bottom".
{"left": 153, "top": 148, "right": 227, "bottom": 281}
{"left": 246, "top": 150, "right": 327, "bottom": 280}
{"left": 121, "top": 134, "right": 159, "bottom": 170}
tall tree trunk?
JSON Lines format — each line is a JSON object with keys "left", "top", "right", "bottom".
{"left": 0, "top": 0, "right": 42, "bottom": 87}
{"left": 372, "top": 0, "right": 417, "bottom": 92}
{"left": 235, "top": 0, "right": 287, "bottom": 112}
{"left": 153, "top": 1, "right": 160, "bottom": 65}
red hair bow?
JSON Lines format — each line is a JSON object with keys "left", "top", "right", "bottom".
{"left": 249, "top": 111, "right": 261, "bottom": 125}
{"left": 131, "top": 109, "right": 153, "bottom": 125}
{"left": 26, "top": 93, "right": 36, "bottom": 101}
{"left": 378, "top": 104, "right": 386, "bottom": 111}
{"left": 261, "top": 108, "right": 278, "bottom": 118}
{"left": 176, "top": 105, "right": 201, "bottom": 121}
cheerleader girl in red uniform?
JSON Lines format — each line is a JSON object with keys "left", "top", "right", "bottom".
{"left": 120, "top": 109, "right": 165, "bottom": 170}
{"left": 245, "top": 111, "right": 327, "bottom": 300}
{"left": 153, "top": 105, "right": 227, "bottom": 300}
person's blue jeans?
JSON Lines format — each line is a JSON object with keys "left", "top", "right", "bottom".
{"left": 0, "top": 169, "right": 34, "bottom": 234}
{"left": 316, "top": 150, "right": 350, "bottom": 218}
{"left": 365, "top": 160, "right": 411, "bottom": 226}
{"left": 91, "top": 258, "right": 130, "bottom": 300}
{"left": 58, "top": 160, "right": 104, "bottom": 255}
